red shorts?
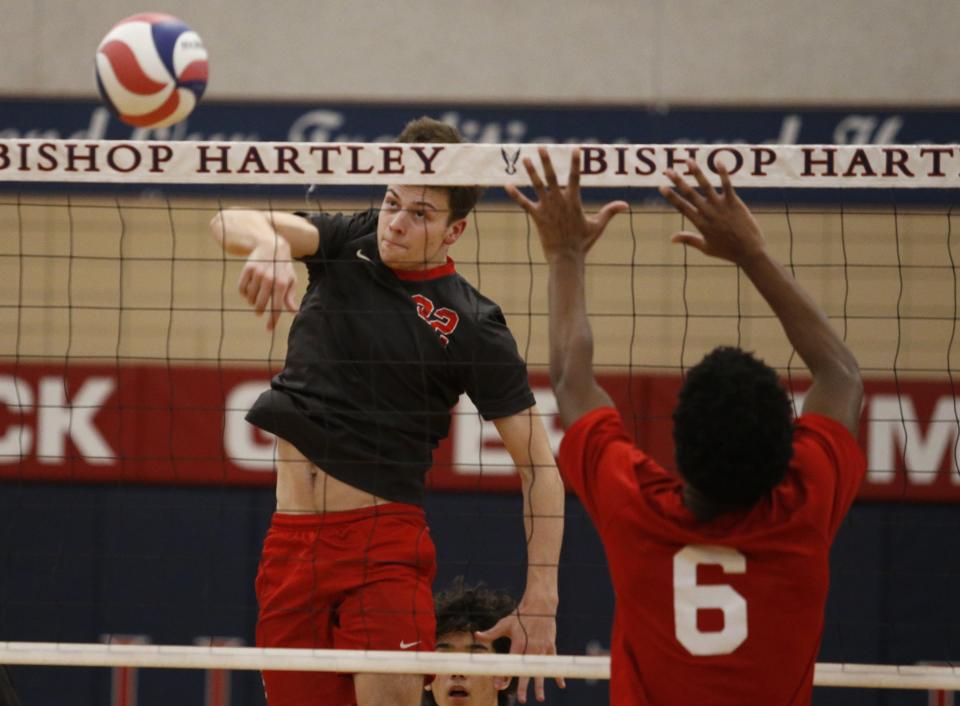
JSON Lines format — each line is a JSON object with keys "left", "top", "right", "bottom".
{"left": 255, "top": 504, "right": 437, "bottom": 706}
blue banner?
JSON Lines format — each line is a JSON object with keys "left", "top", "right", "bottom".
{"left": 2, "top": 98, "right": 958, "bottom": 202}
{"left": 2, "top": 97, "right": 959, "bottom": 145}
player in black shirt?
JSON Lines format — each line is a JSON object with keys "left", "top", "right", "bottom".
{"left": 210, "top": 118, "right": 564, "bottom": 706}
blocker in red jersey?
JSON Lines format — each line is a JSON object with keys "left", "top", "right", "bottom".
{"left": 514, "top": 149, "right": 865, "bottom": 706}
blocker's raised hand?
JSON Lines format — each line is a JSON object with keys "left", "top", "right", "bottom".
{"left": 507, "top": 148, "right": 628, "bottom": 259}
{"left": 659, "top": 159, "right": 767, "bottom": 266}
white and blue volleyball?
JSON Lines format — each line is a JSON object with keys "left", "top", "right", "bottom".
{"left": 95, "top": 13, "right": 208, "bottom": 128}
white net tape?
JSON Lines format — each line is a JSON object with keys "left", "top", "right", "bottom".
{"left": 1, "top": 140, "right": 959, "bottom": 187}
{"left": 0, "top": 643, "right": 957, "bottom": 690}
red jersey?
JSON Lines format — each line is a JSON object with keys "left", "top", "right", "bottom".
{"left": 558, "top": 407, "right": 866, "bottom": 706}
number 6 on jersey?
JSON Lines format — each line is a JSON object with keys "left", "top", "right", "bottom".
{"left": 673, "top": 545, "right": 748, "bottom": 656}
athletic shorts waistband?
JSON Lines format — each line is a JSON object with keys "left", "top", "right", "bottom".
{"left": 270, "top": 503, "right": 425, "bottom": 528}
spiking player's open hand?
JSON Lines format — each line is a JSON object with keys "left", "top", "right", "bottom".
{"left": 474, "top": 603, "right": 562, "bottom": 703}
{"left": 507, "top": 147, "right": 628, "bottom": 260}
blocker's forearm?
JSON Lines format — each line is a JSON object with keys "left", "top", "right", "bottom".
{"left": 547, "top": 253, "right": 613, "bottom": 427}
{"left": 741, "top": 248, "right": 862, "bottom": 431}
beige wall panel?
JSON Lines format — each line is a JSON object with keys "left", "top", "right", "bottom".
{"left": 0, "top": 0, "right": 958, "bottom": 104}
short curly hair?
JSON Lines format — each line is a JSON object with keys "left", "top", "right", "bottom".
{"left": 673, "top": 346, "right": 794, "bottom": 513}
{"left": 424, "top": 577, "right": 517, "bottom": 706}
{"left": 396, "top": 116, "right": 482, "bottom": 223}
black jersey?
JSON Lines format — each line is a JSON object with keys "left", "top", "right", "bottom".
{"left": 246, "top": 208, "right": 535, "bottom": 505}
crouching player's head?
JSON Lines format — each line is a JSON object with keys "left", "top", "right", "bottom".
{"left": 424, "top": 577, "right": 517, "bottom": 706}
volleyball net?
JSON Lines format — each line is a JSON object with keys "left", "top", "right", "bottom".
{"left": 0, "top": 140, "right": 958, "bottom": 702}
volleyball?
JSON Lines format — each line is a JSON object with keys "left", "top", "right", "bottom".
{"left": 95, "top": 13, "right": 208, "bottom": 128}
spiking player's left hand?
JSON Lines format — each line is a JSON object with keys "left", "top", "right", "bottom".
{"left": 238, "top": 238, "right": 298, "bottom": 331}
{"left": 475, "top": 598, "right": 563, "bottom": 703}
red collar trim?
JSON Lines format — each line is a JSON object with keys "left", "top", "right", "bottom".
{"left": 391, "top": 257, "right": 456, "bottom": 281}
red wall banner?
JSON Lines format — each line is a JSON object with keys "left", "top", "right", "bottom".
{"left": 1, "top": 363, "right": 958, "bottom": 502}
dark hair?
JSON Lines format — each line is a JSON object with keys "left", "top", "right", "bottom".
{"left": 672, "top": 346, "right": 794, "bottom": 515}
{"left": 396, "top": 116, "right": 482, "bottom": 223}
{"left": 423, "top": 577, "right": 517, "bottom": 706}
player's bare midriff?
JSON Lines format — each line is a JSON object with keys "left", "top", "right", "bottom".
{"left": 274, "top": 438, "right": 392, "bottom": 513}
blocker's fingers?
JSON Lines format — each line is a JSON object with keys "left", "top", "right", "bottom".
{"left": 665, "top": 167, "right": 707, "bottom": 208}
{"left": 671, "top": 231, "right": 709, "bottom": 253}
{"left": 717, "top": 162, "right": 737, "bottom": 202}
{"left": 659, "top": 185, "right": 701, "bottom": 224}
{"left": 595, "top": 200, "right": 630, "bottom": 232}
{"left": 505, "top": 183, "right": 537, "bottom": 214}
{"left": 523, "top": 157, "right": 547, "bottom": 195}
{"left": 538, "top": 147, "right": 559, "bottom": 189}
{"left": 688, "top": 160, "right": 721, "bottom": 205}
{"left": 568, "top": 148, "right": 581, "bottom": 190}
